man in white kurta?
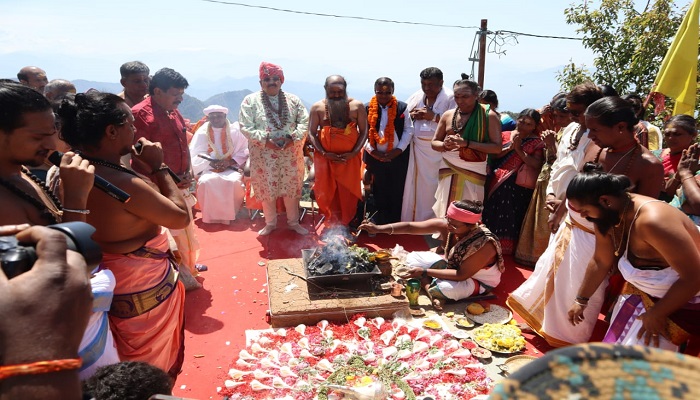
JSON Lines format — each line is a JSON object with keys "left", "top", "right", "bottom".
{"left": 401, "top": 68, "right": 456, "bottom": 222}
{"left": 189, "top": 105, "right": 249, "bottom": 224}
{"left": 239, "top": 62, "right": 309, "bottom": 236}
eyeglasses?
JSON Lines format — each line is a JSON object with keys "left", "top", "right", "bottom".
{"left": 263, "top": 76, "right": 281, "bottom": 83}
{"left": 375, "top": 91, "right": 392, "bottom": 95}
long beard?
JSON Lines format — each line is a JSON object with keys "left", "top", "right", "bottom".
{"left": 586, "top": 206, "right": 620, "bottom": 235}
{"left": 327, "top": 97, "right": 349, "bottom": 128}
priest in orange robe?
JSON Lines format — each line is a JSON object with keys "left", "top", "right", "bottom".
{"left": 308, "top": 75, "right": 368, "bottom": 226}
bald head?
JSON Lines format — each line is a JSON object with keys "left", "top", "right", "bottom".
{"left": 17, "top": 66, "right": 48, "bottom": 93}
{"left": 44, "top": 79, "right": 76, "bottom": 101}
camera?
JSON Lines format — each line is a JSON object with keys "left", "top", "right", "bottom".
{"left": 0, "top": 222, "right": 103, "bottom": 279}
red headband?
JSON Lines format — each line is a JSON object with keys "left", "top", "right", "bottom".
{"left": 446, "top": 202, "right": 481, "bottom": 224}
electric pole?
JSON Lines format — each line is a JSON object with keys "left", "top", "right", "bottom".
{"left": 478, "top": 19, "right": 487, "bottom": 88}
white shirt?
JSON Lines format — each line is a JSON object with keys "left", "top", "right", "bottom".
{"left": 364, "top": 104, "right": 414, "bottom": 153}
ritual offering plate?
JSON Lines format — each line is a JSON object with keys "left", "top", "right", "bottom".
{"left": 498, "top": 355, "right": 538, "bottom": 376}
{"left": 471, "top": 323, "right": 526, "bottom": 354}
{"left": 450, "top": 330, "right": 470, "bottom": 340}
{"left": 470, "top": 346, "right": 492, "bottom": 359}
{"left": 302, "top": 238, "right": 381, "bottom": 285}
{"left": 422, "top": 319, "right": 442, "bottom": 330}
{"left": 455, "top": 317, "right": 475, "bottom": 329}
{"left": 466, "top": 303, "right": 513, "bottom": 325}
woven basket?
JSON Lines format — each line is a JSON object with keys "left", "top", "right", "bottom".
{"left": 489, "top": 342, "right": 700, "bottom": 400}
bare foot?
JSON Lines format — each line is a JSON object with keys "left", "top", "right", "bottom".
{"left": 432, "top": 298, "right": 444, "bottom": 311}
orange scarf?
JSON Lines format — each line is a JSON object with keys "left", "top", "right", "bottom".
{"left": 206, "top": 123, "right": 233, "bottom": 159}
{"left": 367, "top": 96, "right": 397, "bottom": 151}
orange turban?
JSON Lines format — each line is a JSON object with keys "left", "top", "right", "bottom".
{"left": 259, "top": 62, "right": 284, "bottom": 84}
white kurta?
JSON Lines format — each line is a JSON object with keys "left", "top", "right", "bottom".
{"left": 546, "top": 122, "right": 592, "bottom": 199}
{"left": 401, "top": 88, "right": 456, "bottom": 222}
{"left": 190, "top": 121, "right": 249, "bottom": 223}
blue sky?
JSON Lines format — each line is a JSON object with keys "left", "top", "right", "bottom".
{"left": 0, "top": 0, "right": 673, "bottom": 111}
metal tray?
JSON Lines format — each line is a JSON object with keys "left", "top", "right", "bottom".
{"left": 301, "top": 249, "right": 382, "bottom": 286}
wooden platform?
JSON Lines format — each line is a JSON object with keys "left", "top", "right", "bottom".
{"left": 266, "top": 258, "right": 409, "bottom": 327}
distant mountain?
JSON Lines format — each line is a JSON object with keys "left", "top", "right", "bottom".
{"left": 180, "top": 90, "right": 253, "bottom": 123}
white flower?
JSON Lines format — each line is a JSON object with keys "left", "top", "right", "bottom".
{"left": 382, "top": 346, "right": 398, "bottom": 359}
{"left": 236, "top": 359, "right": 256, "bottom": 368}
{"left": 228, "top": 368, "right": 253, "bottom": 380}
{"left": 253, "top": 369, "right": 274, "bottom": 380}
{"left": 413, "top": 341, "right": 429, "bottom": 354}
{"left": 317, "top": 320, "right": 329, "bottom": 332}
{"left": 280, "top": 342, "right": 294, "bottom": 357}
{"left": 294, "top": 324, "right": 306, "bottom": 335}
{"left": 380, "top": 330, "right": 395, "bottom": 346}
{"left": 251, "top": 342, "right": 268, "bottom": 353}
{"left": 276, "top": 328, "right": 287, "bottom": 337}
{"left": 323, "top": 329, "right": 334, "bottom": 339}
{"left": 238, "top": 349, "right": 257, "bottom": 360}
{"left": 397, "top": 349, "right": 412, "bottom": 360}
{"left": 353, "top": 317, "right": 366, "bottom": 328}
{"left": 450, "top": 348, "right": 472, "bottom": 358}
{"left": 250, "top": 379, "right": 273, "bottom": 391}
{"left": 299, "top": 349, "right": 318, "bottom": 359}
{"left": 427, "top": 350, "right": 445, "bottom": 359}
{"left": 260, "top": 358, "right": 280, "bottom": 370}
{"left": 316, "top": 358, "right": 335, "bottom": 373}
{"left": 258, "top": 336, "right": 273, "bottom": 346}
{"left": 371, "top": 317, "right": 385, "bottom": 329}
{"left": 279, "top": 365, "right": 298, "bottom": 378}
{"left": 445, "top": 369, "right": 467, "bottom": 377}
{"left": 298, "top": 337, "right": 310, "bottom": 349}
{"left": 429, "top": 333, "right": 444, "bottom": 346}
{"left": 272, "top": 376, "right": 292, "bottom": 389}
{"left": 224, "top": 380, "right": 246, "bottom": 388}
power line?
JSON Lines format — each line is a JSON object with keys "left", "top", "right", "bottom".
{"left": 495, "top": 30, "right": 582, "bottom": 41}
{"left": 202, "top": 1, "right": 584, "bottom": 41}
{"left": 201, "top": 0, "right": 479, "bottom": 29}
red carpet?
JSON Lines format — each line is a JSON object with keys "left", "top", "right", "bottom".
{"left": 171, "top": 210, "right": 694, "bottom": 399}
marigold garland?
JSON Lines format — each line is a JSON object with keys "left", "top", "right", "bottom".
{"left": 368, "top": 96, "right": 397, "bottom": 151}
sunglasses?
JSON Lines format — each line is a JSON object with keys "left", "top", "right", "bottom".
{"left": 375, "top": 91, "right": 392, "bottom": 95}
{"left": 263, "top": 76, "right": 281, "bottom": 83}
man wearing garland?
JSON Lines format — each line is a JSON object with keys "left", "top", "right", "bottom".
{"left": 239, "top": 62, "right": 310, "bottom": 236}
{"left": 190, "top": 105, "right": 248, "bottom": 225}
{"left": 308, "top": 75, "right": 368, "bottom": 227}
{"left": 430, "top": 76, "right": 501, "bottom": 219}
{"left": 402, "top": 67, "right": 456, "bottom": 222}
{"left": 363, "top": 77, "right": 413, "bottom": 224}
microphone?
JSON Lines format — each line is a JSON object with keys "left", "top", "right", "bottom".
{"left": 48, "top": 152, "right": 131, "bottom": 203}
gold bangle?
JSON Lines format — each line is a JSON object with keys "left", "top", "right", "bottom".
{"left": 389, "top": 224, "right": 394, "bottom": 235}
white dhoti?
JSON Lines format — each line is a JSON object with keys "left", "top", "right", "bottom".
{"left": 401, "top": 136, "right": 441, "bottom": 222}
{"left": 507, "top": 208, "right": 606, "bottom": 347}
{"left": 196, "top": 169, "right": 245, "bottom": 224}
{"left": 432, "top": 151, "right": 487, "bottom": 219}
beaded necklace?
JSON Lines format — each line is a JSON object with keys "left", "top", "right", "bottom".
{"left": 568, "top": 125, "right": 583, "bottom": 151}
{"left": 261, "top": 90, "right": 289, "bottom": 130}
{"left": 451, "top": 108, "right": 472, "bottom": 134}
{"left": 0, "top": 168, "right": 63, "bottom": 224}
{"left": 81, "top": 156, "right": 138, "bottom": 177}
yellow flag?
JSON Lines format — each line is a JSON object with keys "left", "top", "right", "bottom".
{"left": 653, "top": 0, "right": 699, "bottom": 116}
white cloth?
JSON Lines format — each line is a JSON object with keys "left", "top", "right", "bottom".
{"left": 203, "top": 104, "right": 228, "bottom": 115}
{"left": 604, "top": 294, "right": 677, "bottom": 351}
{"left": 432, "top": 150, "right": 487, "bottom": 219}
{"left": 364, "top": 103, "right": 414, "bottom": 153}
{"left": 79, "top": 270, "right": 120, "bottom": 380}
{"left": 406, "top": 251, "right": 501, "bottom": 301}
{"left": 190, "top": 121, "right": 249, "bottom": 223}
{"left": 546, "top": 123, "right": 592, "bottom": 198}
{"left": 401, "top": 88, "right": 456, "bottom": 222}
{"left": 507, "top": 206, "right": 605, "bottom": 347}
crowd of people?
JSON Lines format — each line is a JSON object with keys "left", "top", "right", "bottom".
{"left": 1, "top": 60, "right": 699, "bottom": 399}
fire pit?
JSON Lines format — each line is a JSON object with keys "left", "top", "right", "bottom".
{"left": 302, "top": 237, "right": 381, "bottom": 286}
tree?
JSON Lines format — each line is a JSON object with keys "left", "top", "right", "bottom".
{"left": 560, "top": 0, "right": 684, "bottom": 95}
{"left": 556, "top": 60, "right": 595, "bottom": 91}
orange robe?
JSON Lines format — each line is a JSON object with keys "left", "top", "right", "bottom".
{"left": 313, "top": 122, "right": 363, "bottom": 225}
{"left": 102, "top": 231, "right": 185, "bottom": 378}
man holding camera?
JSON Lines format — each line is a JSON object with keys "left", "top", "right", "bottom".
{"left": 0, "top": 82, "right": 120, "bottom": 384}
